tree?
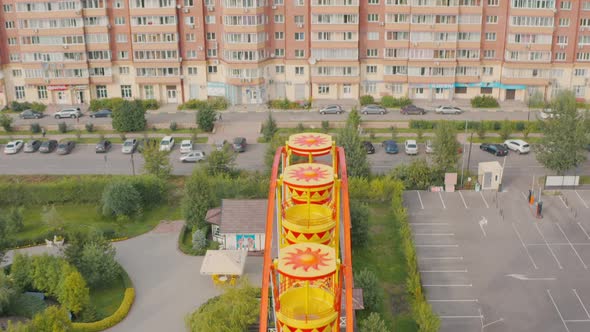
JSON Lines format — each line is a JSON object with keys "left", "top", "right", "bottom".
{"left": 196, "top": 105, "right": 217, "bottom": 132}
{"left": 4, "top": 207, "right": 24, "bottom": 234}
{"left": 141, "top": 139, "right": 172, "bottom": 179}
{"left": 101, "top": 181, "right": 142, "bottom": 219}
{"left": 391, "top": 159, "right": 440, "bottom": 190}
{"left": 536, "top": 90, "right": 588, "bottom": 175}
{"left": 30, "top": 306, "right": 72, "bottom": 332}
{"left": 41, "top": 205, "right": 64, "bottom": 232}
{"left": 337, "top": 110, "right": 370, "bottom": 178}
{"left": 264, "top": 134, "right": 287, "bottom": 174}
{"left": 432, "top": 121, "right": 460, "bottom": 172}
{"left": 58, "top": 271, "right": 89, "bottom": 314}
{"left": 182, "top": 169, "right": 213, "bottom": 229}
{"left": 499, "top": 119, "right": 513, "bottom": 140}
{"left": 0, "top": 271, "right": 15, "bottom": 314}
{"left": 192, "top": 228, "right": 207, "bottom": 251}
{"left": 205, "top": 145, "right": 236, "bottom": 177}
{"left": 354, "top": 268, "right": 381, "bottom": 312}
{"left": 476, "top": 121, "right": 486, "bottom": 139}
{"left": 10, "top": 253, "right": 33, "bottom": 291}
{"left": 112, "top": 99, "right": 146, "bottom": 132}
{"left": 413, "top": 300, "right": 441, "bottom": 332}
{"left": 350, "top": 200, "right": 369, "bottom": 249}
{"left": 261, "top": 112, "right": 278, "bottom": 142}
{"left": 527, "top": 90, "right": 545, "bottom": 109}
{"left": 0, "top": 113, "right": 13, "bottom": 132}
{"left": 78, "top": 241, "right": 121, "bottom": 288}
{"left": 359, "top": 312, "right": 388, "bottom": 332}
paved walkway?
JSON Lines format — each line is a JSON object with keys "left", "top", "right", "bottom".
{"left": 3, "top": 221, "right": 264, "bottom": 332}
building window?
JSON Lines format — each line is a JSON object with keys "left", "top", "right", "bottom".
{"left": 207, "top": 49, "right": 217, "bottom": 57}
{"left": 37, "top": 86, "right": 48, "bottom": 99}
{"left": 295, "top": 66, "right": 304, "bottom": 75}
{"left": 486, "top": 16, "right": 498, "bottom": 24}
{"left": 8, "top": 38, "right": 17, "bottom": 45}
{"left": 275, "top": 65, "right": 285, "bottom": 74}
{"left": 482, "top": 67, "right": 494, "bottom": 75}
{"left": 184, "top": 0, "right": 194, "bottom": 6}
{"left": 365, "top": 83, "right": 376, "bottom": 94}
{"left": 96, "top": 85, "right": 108, "bottom": 98}
{"left": 294, "top": 15, "right": 304, "bottom": 24}
{"left": 185, "top": 16, "right": 195, "bottom": 25}
{"left": 187, "top": 50, "right": 197, "bottom": 58}
{"left": 12, "top": 69, "right": 22, "bottom": 77}
{"left": 186, "top": 33, "right": 195, "bottom": 41}
{"left": 367, "top": 32, "right": 379, "bottom": 40}
{"left": 187, "top": 67, "right": 198, "bottom": 75}
{"left": 11, "top": 85, "right": 23, "bottom": 100}
{"left": 274, "top": 0, "right": 284, "bottom": 4}
{"left": 561, "top": 1, "right": 572, "bottom": 9}
{"left": 455, "top": 87, "right": 467, "bottom": 94}
{"left": 295, "top": 0, "right": 304, "bottom": 5}
{"left": 574, "top": 86, "right": 585, "bottom": 98}
{"left": 3, "top": 4, "right": 13, "bottom": 12}
{"left": 485, "top": 32, "right": 496, "bottom": 41}
{"left": 5, "top": 21, "right": 15, "bottom": 29}
{"left": 121, "top": 85, "right": 132, "bottom": 98}
{"left": 559, "top": 18, "right": 569, "bottom": 27}
{"left": 481, "top": 87, "right": 493, "bottom": 94}
{"left": 367, "top": 49, "right": 378, "bottom": 57}
{"left": 368, "top": 14, "right": 379, "bottom": 22}
{"left": 119, "top": 66, "right": 130, "bottom": 75}
{"left": 144, "top": 85, "right": 154, "bottom": 99}
{"left": 207, "top": 32, "right": 216, "bottom": 40}
{"left": 114, "top": 0, "right": 124, "bottom": 8}
{"left": 205, "top": 15, "right": 215, "bottom": 24}
{"left": 208, "top": 65, "right": 217, "bottom": 73}
{"left": 483, "top": 50, "right": 495, "bottom": 59}
{"left": 295, "top": 32, "right": 305, "bottom": 41}
{"left": 557, "top": 35, "right": 568, "bottom": 44}
{"left": 118, "top": 51, "right": 128, "bottom": 59}
{"left": 115, "top": 17, "right": 126, "bottom": 25}
{"left": 274, "top": 15, "right": 284, "bottom": 23}
{"left": 574, "top": 69, "right": 587, "bottom": 76}
{"left": 318, "top": 84, "right": 330, "bottom": 95}
{"left": 413, "top": 88, "right": 424, "bottom": 95}
{"left": 366, "top": 65, "right": 377, "bottom": 74}
{"left": 390, "top": 83, "right": 403, "bottom": 94}
{"left": 275, "top": 32, "right": 284, "bottom": 40}
{"left": 487, "top": 0, "right": 499, "bottom": 5}
{"left": 368, "top": 0, "right": 379, "bottom": 4}
{"left": 9, "top": 54, "right": 20, "bottom": 62}
{"left": 275, "top": 48, "right": 285, "bottom": 57}
{"left": 295, "top": 49, "right": 305, "bottom": 58}
{"left": 555, "top": 52, "right": 566, "bottom": 61}
{"left": 116, "top": 34, "right": 128, "bottom": 43}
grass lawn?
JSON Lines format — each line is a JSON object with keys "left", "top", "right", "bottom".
{"left": 89, "top": 270, "right": 132, "bottom": 319}
{"left": 15, "top": 203, "right": 181, "bottom": 243}
{"left": 353, "top": 203, "right": 417, "bottom": 332}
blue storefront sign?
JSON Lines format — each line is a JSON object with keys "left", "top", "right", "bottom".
{"left": 454, "top": 82, "right": 527, "bottom": 90}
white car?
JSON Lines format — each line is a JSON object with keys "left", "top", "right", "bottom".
{"left": 159, "top": 136, "right": 175, "bottom": 151}
{"left": 405, "top": 140, "right": 418, "bottom": 155}
{"left": 504, "top": 139, "right": 530, "bottom": 154}
{"left": 54, "top": 108, "right": 82, "bottom": 119}
{"left": 4, "top": 140, "right": 24, "bottom": 154}
{"left": 121, "top": 139, "right": 138, "bottom": 154}
{"left": 425, "top": 140, "right": 434, "bottom": 153}
{"left": 180, "top": 150, "right": 206, "bottom": 163}
{"left": 180, "top": 140, "right": 193, "bottom": 154}
{"left": 539, "top": 108, "right": 556, "bottom": 120}
{"left": 435, "top": 106, "right": 463, "bottom": 114}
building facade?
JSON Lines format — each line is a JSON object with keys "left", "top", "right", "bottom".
{"left": 1, "top": 0, "right": 590, "bottom": 106}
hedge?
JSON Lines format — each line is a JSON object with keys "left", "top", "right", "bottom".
{"left": 9, "top": 101, "right": 47, "bottom": 113}
{"left": 89, "top": 98, "right": 159, "bottom": 112}
{"left": 409, "top": 120, "right": 538, "bottom": 132}
{"left": 471, "top": 95, "right": 499, "bottom": 108}
{"left": 72, "top": 288, "right": 135, "bottom": 332}
{"left": 178, "top": 97, "right": 229, "bottom": 111}
{"left": 380, "top": 96, "right": 412, "bottom": 108}
{"left": 267, "top": 98, "right": 310, "bottom": 110}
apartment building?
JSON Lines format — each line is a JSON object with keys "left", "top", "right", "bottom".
{"left": 1, "top": 0, "right": 590, "bottom": 106}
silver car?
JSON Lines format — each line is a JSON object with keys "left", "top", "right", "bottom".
{"left": 319, "top": 105, "right": 344, "bottom": 115}
{"left": 180, "top": 150, "right": 206, "bottom": 163}
{"left": 435, "top": 106, "right": 463, "bottom": 114}
{"left": 121, "top": 139, "right": 138, "bottom": 154}
{"left": 361, "top": 104, "right": 387, "bottom": 115}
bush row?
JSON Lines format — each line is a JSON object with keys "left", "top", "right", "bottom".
{"left": 409, "top": 119, "right": 539, "bottom": 132}
{"left": 266, "top": 98, "right": 310, "bottom": 110}
{"left": 8, "top": 101, "right": 47, "bottom": 113}
{"left": 471, "top": 95, "right": 499, "bottom": 108}
{"left": 71, "top": 288, "right": 135, "bottom": 332}
{"left": 359, "top": 95, "right": 413, "bottom": 108}
{"left": 348, "top": 177, "right": 402, "bottom": 202}
{"left": 0, "top": 175, "right": 167, "bottom": 206}
{"left": 89, "top": 98, "right": 159, "bottom": 112}
{"left": 177, "top": 97, "right": 229, "bottom": 111}
{"left": 391, "top": 185, "right": 440, "bottom": 331}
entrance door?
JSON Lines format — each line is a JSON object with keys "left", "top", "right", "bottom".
{"left": 166, "top": 86, "right": 177, "bottom": 103}
{"left": 250, "top": 89, "right": 258, "bottom": 104}
{"left": 57, "top": 91, "right": 68, "bottom": 104}
{"left": 483, "top": 172, "right": 492, "bottom": 189}
{"left": 505, "top": 89, "right": 516, "bottom": 100}
{"left": 434, "top": 88, "right": 445, "bottom": 99}
{"left": 76, "top": 91, "right": 84, "bottom": 104}
{"left": 343, "top": 84, "right": 351, "bottom": 97}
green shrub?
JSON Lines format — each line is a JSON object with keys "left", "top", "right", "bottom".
{"left": 514, "top": 121, "right": 526, "bottom": 131}
{"left": 178, "top": 97, "right": 229, "bottom": 111}
{"left": 169, "top": 121, "right": 178, "bottom": 131}
{"left": 9, "top": 101, "right": 46, "bottom": 113}
{"left": 111, "top": 100, "right": 146, "bottom": 132}
{"left": 101, "top": 181, "right": 143, "bottom": 218}
{"left": 30, "top": 123, "right": 41, "bottom": 134}
{"left": 409, "top": 120, "right": 434, "bottom": 130}
{"left": 89, "top": 98, "right": 126, "bottom": 113}
{"left": 359, "top": 95, "right": 375, "bottom": 106}
{"left": 499, "top": 119, "right": 513, "bottom": 140}
{"left": 208, "top": 96, "right": 229, "bottom": 110}
{"left": 321, "top": 120, "right": 330, "bottom": 133}
{"left": 142, "top": 99, "right": 160, "bottom": 110}
{"left": 470, "top": 95, "right": 499, "bottom": 108}
{"left": 267, "top": 98, "right": 302, "bottom": 110}
{"left": 0, "top": 113, "right": 13, "bottom": 132}
{"left": 380, "top": 96, "right": 412, "bottom": 108}
{"left": 71, "top": 288, "right": 135, "bottom": 332}
{"left": 58, "top": 121, "right": 68, "bottom": 133}
{"left": 85, "top": 123, "right": 94, "bottom": 133}
{"left": 7, "top": 292, "right": 47, "bottom": 318}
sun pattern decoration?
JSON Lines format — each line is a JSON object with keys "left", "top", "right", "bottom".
{"left": 287, "top": 133, "right": 333, "bottom": 157}
{"left": 283, "top": 246, "right": 331, "bottom": 273}
{"left": 292, "top": 134, "right": 330, "bottom": 148}
{"left": 288, "top": 165, "right": 330, "bottom": 183}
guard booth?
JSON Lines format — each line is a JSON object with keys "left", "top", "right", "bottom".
{"left": 478, "top": 161, "right": 503, "bottom": 191}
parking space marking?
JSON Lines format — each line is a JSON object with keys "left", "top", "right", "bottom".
{"left": 559, "top": 196, "right": 569, "bottom": 208}
{"left": 458, "top": 191, "right": 468, "bottom": 209}
{"left": 438, "top": 192, "right": 446, "bottom": 209}
{"left": 535, "top": 223, "right": 564, "bottom": 270}
{"left": 578, "top": 223, "right": 590, "bottom": 240}
{"left": 521, "top": 192, "right": 528, "bottom": 200}
{"left": 480, "top": 192, "right": 489, "bottom": 208}
{"left": 512, "top": 223, "right": 539, "bottom": 270}
{"left": 417, "top": 190, "right": 424, "bottom": 210}
{"left": 547, "top": 289, "right": 571, "bottom": 332}
{"left": 482, "top": 318, "right": 505, "bottom": 329}
{"left": 573, "top": 289, "right": 590, "bottom": 320}
{"left": 556, "top": 223, "right": 588, "bottom": 269}
{"left": 575, "top": 191, "right": 589, "bottom": 209}
{"left": 527, "top": 243, "right": 590, "bottom": 246}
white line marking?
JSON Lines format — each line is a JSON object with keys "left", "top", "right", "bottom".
{"left": 512, "top": 223, "right": 539, "bottom": 270}
{"left": 479, "top": 309, "right": 484, "bottom": 331}
{"left": 535, "top": 223, "right": 563, "bottom": 270}
{"left": 417, "top": 190, "right": 424, "bottom": 210}
{"left": 428, "top": 299, "right": 478, "bottom": 303}
{"left": 423, "top": 284, "right": 472, "bottom": 287}
{"left": 559, "top": 196, "right": 569, "bottom": 208}
{"left": 479, "top": 216, "right": 488, "bottom": 238}
{"left": 573, "top": 289, "right": 590, "bottom": 320}
{"left": 575, "top": 191, "right": 589, "bottom": 208}
{"left": 439, "top": 191, "right": 446, "bottom": 209}
{"left": 422, "top": 270, "right": 468, "bottom": 273}
{"left": 521, "top": 192, "right": 528, "bottom": 200}
{"left": 440, "top": 316, "right": 482, "bottom": 319}
{"left": 564, "top": 319, "right": 590, "bottom": 322}
{"left": 415, "top": 244, "right": 459, "bottom": 248}
{"left": 578, "top": 223, "right": 590, "bottom": 240}
{"left": 459, "top": 191, "right": 469, "bottom": 209}
{"left": 506, "top": 273, "right": 555, "bottom": 281}
{"left": 556, "top": 223, "right": 587, "bottom": 269}
{"left": 527, "top": 243, "right": 590, "bottom": 246}
{"left": 547, "top": 289, "right": 571, "bottom": 332}
{"left": 414, "top": 233, "right": 455, "bottom": 236}
{"left": 410, "top": 223, "right": 449, "bottom": 226}
{"left": 419, "top": 257, "right": 464, "bottom": 260}
{"left": 480, "top": 192, "right": 490, "bottom": 208}
{"left": 483, "top": 318, "right": 505, "bottom": 329}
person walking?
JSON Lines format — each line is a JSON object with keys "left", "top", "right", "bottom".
{"left": 218, "top": 113, "right": 222, "bottom": 121}
{"left": 41, "top": 128, "right": 46, "bottom": 138}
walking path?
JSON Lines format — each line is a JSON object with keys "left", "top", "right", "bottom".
{"left": 3, "top": 220, "right": 264, "bottom": 332}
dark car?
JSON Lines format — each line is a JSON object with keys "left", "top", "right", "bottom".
{"left": 95, "top": 140, "right": 112, "bottom": 153}
{"left": 401, "top": 105, "right": 426, "bottom": 115}
{"left": 90, "top": 109, "right": 112, "bottom": 118}
{"left": 480, "top": 143, "right": 509, "bottom": 156}
{"left": 39, "top": 140, "right": 58, "bottom": 153}
{"left": 232, "top": 137, "right": 247, "bottom": 152}
{"left": 57, "top": 141, "right": 76, "bottom": 155}
{"left": 363, "top": 141, "right": 375, "bottom": 154}
{"left": 24, "top": 140, "right": 42, "bottom": 153}
{"left": 382, "top": 140, "right": 399, "bottom": 154}
{"left": 19, "top": 109, "right": 44, "bottom": 119}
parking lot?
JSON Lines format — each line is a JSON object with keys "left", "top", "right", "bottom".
{"left": 404, "top": 189, "right": 590, "bottom": 332}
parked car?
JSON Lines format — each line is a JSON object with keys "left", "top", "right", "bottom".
{"left": 401, "top": 105, "right": 426, "bottom": 115}
{"left": 435, "top": 106, "right": 463, "bottom": 114}
{"left": 362, "top": 141, "right": 375, "bottom": 154}
{"left": 425, "top": 140, "right": 434, "bottom": 153}
{"left": 180, "top": 150, "right": 206, "bottom": 163}
{"left": 137, "top": 138, "right": 157, "bottom": 153}
{"left": 539, "top": 108, "right": 556, "bottom": 120}
{"left": 24, "top": 140, "right": 42, "bottom": 153}
{"left": 504, "top": 139, "right": 530, "bottom": 154}
{"left": 57, "top": 141, "right": 76, "bottom": 155}
{"left": 232, "top": 137, "right": 247, "bottom": 152}
{"left": 215, "top": 139, "right": 228, "bottom": 151}
{"left": 54, "top": 108, "right": 82, "bottom": 119}
{"left": 4, "top": 140, "right": 24, "bottom": 154}
{"left": 90, "top": 109, "right": 112, "bottom": 118}
{"left": 95, "top": 140, "right": 112, "bottom": 153}
{"left": 360, "top": 104, "right": 387, "bottom": 115}
{"left": 381, "top": 140, "right": 399, "bottom": 154}
{"left": 39, "top": 140, "right": 58, "bottom": 153}
{"left": 405, "top": 140, "right": 418, "bottom": 155}
{"left": 19, "top": 109, "right": 43, "bottom": 119}
{"left": 122, "top": 139, "right": 138, "bottom": 154}
{"left": 180, "top": 140, "right": 193, "bottom": 154}
{"left": 319, "top": 105, "right": 344, "bottom": 115}
{"left": 480, "top": 143, "right": 509, "bottom": 156}
{"left": 159, "top": 136, "right": 175, "bottom": 151}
